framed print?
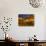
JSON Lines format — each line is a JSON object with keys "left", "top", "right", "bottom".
{"left": 18, "top": 14, "right": 34, "bottom": 26}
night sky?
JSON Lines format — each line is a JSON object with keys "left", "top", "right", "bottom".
{"left": 19, "top": 14, "right": 34, "bottom": 18}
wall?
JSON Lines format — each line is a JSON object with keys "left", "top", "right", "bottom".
{"left": 0, "top": 0, "right": 46, "bottom": 40}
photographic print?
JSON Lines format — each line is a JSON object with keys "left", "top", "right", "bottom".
{"left": 18, "top": 14, "right": 34, "bottom": 26}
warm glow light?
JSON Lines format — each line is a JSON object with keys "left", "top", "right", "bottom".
{"left": 6, "top": 34, "right": 8, "bottom": 37}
